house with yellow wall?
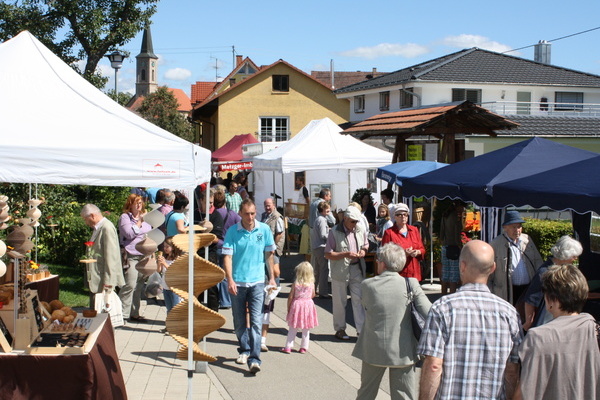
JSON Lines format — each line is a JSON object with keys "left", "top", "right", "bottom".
{"left": 191, "top": 58, "right": 349, "bottom": 151}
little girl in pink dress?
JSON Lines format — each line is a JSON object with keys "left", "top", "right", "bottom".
{"left": 281, "top": 262, "right": 319, "bottom": 354}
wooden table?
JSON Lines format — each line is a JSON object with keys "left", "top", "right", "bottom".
{"left": 0, "top": 314, "right": 127, "bottom": 400}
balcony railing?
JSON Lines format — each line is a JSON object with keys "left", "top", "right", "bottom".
{"left": 481, "top": 101, "right": 600, "bottom": 117}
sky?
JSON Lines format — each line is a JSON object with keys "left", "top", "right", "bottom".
{"left": 96, "top": 0, "right": 600, "bottom": 97}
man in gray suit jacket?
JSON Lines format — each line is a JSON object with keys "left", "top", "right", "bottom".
{"left": 353, "top": 242, "right": 431, "bottom": 400}
{"left": 81, "top": 204, "right": 125, "bottom": 309}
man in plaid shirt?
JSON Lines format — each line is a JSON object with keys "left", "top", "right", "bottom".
{"left": 418, "top": 240, "right": 523, "bottom": 400}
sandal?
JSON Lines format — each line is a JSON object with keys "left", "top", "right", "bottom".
{"left": 129, "top": 316, "right": 147, "bottom": 323}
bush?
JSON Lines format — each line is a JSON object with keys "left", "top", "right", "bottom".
{"left": 522, "top": 218, "right": 573, "bottom": 259}
{"left": 0, "top": 183, "right": 129, "bottom": 266}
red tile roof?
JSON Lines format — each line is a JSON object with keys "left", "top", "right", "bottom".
{"left": 127, "top": 88, "right": 192, "bottom": 113}
{"left": 191, "top": 81, "right": 217, "bottom": 104}
{"left": 193, "top": 59, "right": 336, "bottom": 110}
{"left": 168, "top": 88, "right": 192, "bottom": 112}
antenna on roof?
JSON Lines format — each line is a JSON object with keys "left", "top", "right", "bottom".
{"left": 232, "top": 45, "right": 236, "bottom": 71}
{"left": 210, "top": 56, "right": 221, "bottom": 82}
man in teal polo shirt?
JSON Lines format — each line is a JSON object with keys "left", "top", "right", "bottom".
{"left": 223, "top": 198, "right": 276, "bottom": 375}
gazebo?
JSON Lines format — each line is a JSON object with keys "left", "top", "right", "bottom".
{"left": 343, "top": 101, "right": 520, "bottom": 164}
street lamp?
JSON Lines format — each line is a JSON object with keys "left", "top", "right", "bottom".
{"left": 105, "top": 50, "right": 128, "bottom": 95}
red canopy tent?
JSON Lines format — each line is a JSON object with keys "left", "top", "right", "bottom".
{"left": 211, "top": 133, "right": 259, "bottom": 171}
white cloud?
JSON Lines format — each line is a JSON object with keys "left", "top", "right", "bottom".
{"left": 339, "top": 43, "right": 429, "bottom": 59}
{"left": 442, "top": 34, "right": 513, "bottom": 53}
{"left": 164, "top": 67, "right": 192, "bottom": 81}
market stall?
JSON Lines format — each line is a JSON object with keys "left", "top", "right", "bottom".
{"left": 0, "top": 31, "right": 212, "bottom": 397}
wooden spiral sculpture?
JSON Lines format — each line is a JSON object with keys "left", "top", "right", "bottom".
{"left": 165, "top": 233, "right": 225, "bottom": 362}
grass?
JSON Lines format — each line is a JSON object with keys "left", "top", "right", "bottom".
{"left": 46, "top": 263, "right": 90, "bottom": 307}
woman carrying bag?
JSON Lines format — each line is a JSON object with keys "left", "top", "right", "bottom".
{"left": 353, "top": 242, "right": 431, "bottom": 400}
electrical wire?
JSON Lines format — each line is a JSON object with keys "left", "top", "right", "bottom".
{"left": 503, "top": 26, "right": 600, "bottom": 54}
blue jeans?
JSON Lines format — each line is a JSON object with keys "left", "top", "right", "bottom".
{"left": 218, "top": 254, "right": 231, "bottom": 308}
{"left": 163, "top": 289, "right": 181, "bottom": 313}
{"left": 231, "top": 283, "right": 264, "bottom": 366}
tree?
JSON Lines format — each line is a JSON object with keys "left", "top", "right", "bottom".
{"left": 0, "top": 0, "right": 158, "bottom": 88}
{"left": 137, "top": 86, "right": 195, "bottom": 142}
{"left": 106, "top": 90, "right": 133, "bottom": 106}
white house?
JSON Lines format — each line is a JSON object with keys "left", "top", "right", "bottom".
{"left": 334, "top": 44, "right": 600, "bottom": 155}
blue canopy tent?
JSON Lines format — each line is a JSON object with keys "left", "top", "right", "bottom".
{"left": 492, "top": 155, "right": 600, "bottom": 215}
{"left": 376, "top": 160, "right": 448, "bottom": 186}
{"left": 402, "top": 137, "right": 599, "bottom": 208}
{"left": 402, "top": 137, "right": 600, "bottom": 285}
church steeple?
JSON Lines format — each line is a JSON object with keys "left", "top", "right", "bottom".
{"left": 135, "top": 26, "right": 158, "bottom": 97}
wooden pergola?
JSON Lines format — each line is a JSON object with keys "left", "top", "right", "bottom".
{"left": 343, "top": 101, "right": 520, "bottom": 164}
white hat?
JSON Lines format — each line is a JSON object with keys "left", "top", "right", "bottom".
{"left": 344, "top": 206, "right": 362, "bottom": 221}
{"left": 394, "top": 203, "right": 410, "bottom": 214}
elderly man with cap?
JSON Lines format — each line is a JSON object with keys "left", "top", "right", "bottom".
{"left": 325, "top": 206, "right": 369, "bottom": 340}
{"left": 489, "top": 210, "right": 543, "bottom": 305}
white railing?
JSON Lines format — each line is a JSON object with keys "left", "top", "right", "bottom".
{"left": 481, "top": 101, "right": 600, "bottom": 117}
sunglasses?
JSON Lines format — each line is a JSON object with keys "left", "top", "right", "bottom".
{"left": 395, "top": 213, "right": 408, "bottom": 217}
{"left": 348, "top": 220, "right": 358, "bottom": 224}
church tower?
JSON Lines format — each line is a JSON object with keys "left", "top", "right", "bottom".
{"left": 135, "top": 26, "right": 158, "bottom": 97}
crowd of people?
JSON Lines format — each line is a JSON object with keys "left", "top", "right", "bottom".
{"left": 80, "top": 179, "right": 599, "bottom": 396}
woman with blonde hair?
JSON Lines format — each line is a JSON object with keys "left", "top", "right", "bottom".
{"left": 516, "top": 264, "right": 599, "bottom": 399}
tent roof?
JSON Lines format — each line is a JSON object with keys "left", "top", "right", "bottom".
{"left": 0, "top": 31, "right": 211, "bottom": 188}
{"left": 403, "top": 137, "right": 600, "bottom": 212}
{"left": 252, "top": 118, "right": 392, "bottom": 173}
{"left": 211, "top": 133, "right": 259, "bottom": 162}
{"left": 493, "top": 155, "right": 600, "bottom": 214}
{"left": 376, "top": 161, "right": 448, "bottom": 186}
{"left": 343, "top": 101, "right": 519, "bottom": 139}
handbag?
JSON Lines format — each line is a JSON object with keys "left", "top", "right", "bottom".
{"left": 405, "top": 277, "right": 426, "bottom": 340}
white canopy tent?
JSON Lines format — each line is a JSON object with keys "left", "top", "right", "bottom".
{"left": 0, "top": 31, "right": 210, "bottom": 187}
{"left": 0, "top": 31, "right": 210, "bottom": 396}
{"left": 252, "top": 118, "right": 392, "bottom": 214}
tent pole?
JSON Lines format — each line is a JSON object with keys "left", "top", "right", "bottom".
{"left": 429, "top": 201, "right": 434, "bottom": 285}
{"left": 187, "top": 188, "right": 195, "bottom": 399}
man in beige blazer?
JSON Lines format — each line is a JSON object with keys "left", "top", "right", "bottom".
{"left": 81, "top": 204, "right": 125, "bottom": 309}
{"left": 353, "top": 242, "right": 431, "bottom": 399}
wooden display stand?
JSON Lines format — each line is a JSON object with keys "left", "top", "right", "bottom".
{"left": 26, "top": 313, "right": 107, "bottom": 355}
{"left": 285, "top": 201, "right": 309, "bottom": 220}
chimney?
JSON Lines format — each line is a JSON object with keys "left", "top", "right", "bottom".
{"left": 236, "top": 55, "right": 243, "bottom": 66}
{"left": 534, "top": 40, "right": 551, "bottom": 64}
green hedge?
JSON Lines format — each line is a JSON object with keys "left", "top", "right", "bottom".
{"left": 522, "top": 218, "right": 573, "bottom": 259}
{"left": 0, "top": 184, "right": 129, "bottom": 266}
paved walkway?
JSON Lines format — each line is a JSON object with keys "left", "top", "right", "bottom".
{"left": 114, "top": 254, "right": 442, "bottom": 399}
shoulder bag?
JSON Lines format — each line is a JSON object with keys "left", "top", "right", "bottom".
{"left": 405, "top": 277, "right": 426, "bottom": 340}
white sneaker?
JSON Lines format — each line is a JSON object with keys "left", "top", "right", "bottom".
{"left": 235, "top": 353, "right": 248, "bottom": 365}
{"left": 249, "top": 362, "right": 261, "bottom": 374}
{"left": 260, "top": 343, "right": 269, "bottom": 352}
